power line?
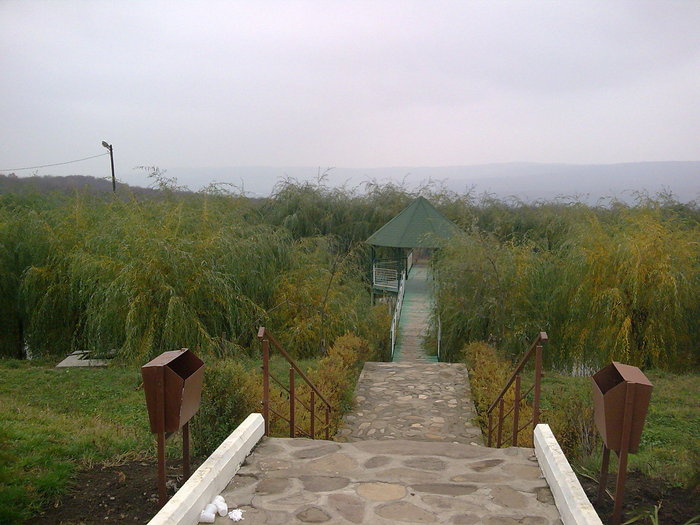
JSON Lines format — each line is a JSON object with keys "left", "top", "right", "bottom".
{"left": 0, "top": 152, "right": 110, "bottom": 172}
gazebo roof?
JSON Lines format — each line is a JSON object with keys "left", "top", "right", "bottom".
{"left": 366, "top": 196, "right": 462, "bottom": 248}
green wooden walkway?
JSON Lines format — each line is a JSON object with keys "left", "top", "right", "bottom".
{"left": 392, "top": 264, "right": 438, "bottom": 363}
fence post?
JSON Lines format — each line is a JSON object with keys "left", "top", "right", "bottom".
{"left": 533, "top": 342, "right": 543, "bottom": 429}
{"left": 512, "top": 374, "right": 521, "bottom": 446}
{"left": 289, "top": 368, "right": 296, "bottom": 438}
{"left": 262, "top": 338, "right": 270, "bottom": 436}
{"left": 310, "top": 390, "right": 315, "bottom": 439}
{"left": 497, "top": 398, "right": 505, "bottom": 447}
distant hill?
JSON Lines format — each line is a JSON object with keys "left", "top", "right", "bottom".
{"left": 166, "top": 161, "right": 699, "bottom": 203}
{"left": 0, "top": 173, "right": 161, "bottom": 197}
{"left": 3, "top": 161, "right": 698, "bottom": 204}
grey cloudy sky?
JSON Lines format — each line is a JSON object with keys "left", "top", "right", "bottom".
{"left": 1, "top": 1, "right": 699, "bottom": 185}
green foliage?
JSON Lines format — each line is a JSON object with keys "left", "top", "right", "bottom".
{"left": 262, "top": 176, "right": 405, "bottom": 244}
{"left": 1, "top": 191, "right": 293, "bottom": 360}
{"left": 294, "top": 333, "right": 372, "bottom": 437}
{"left": 461, "top": 341, "right": 534, "bottom": 446}
{"left": 190, "top": 359, "right": 262, "bottom": 457}
{"left": 460, "top": 344, "right": 700, "bottom": 487}
{"left": 434, "top": 199, "right": 699, "bottom": 370}
{"left": 268, "top": 236, "right": 387, "bottom": 358}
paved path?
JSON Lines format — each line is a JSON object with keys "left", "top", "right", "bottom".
{"left": 336, "top": 362, "right": 483, "bottom": 444}
{"left": 393, "top": 265, "right": 437, "bottom": 363}
{"left": 218, "top": 438, "right": 561, "bottom": 524}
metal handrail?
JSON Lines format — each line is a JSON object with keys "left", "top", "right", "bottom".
{"left": 390, "top": 270, "right": 407, "bottom": 359}
{"left": 437, "top": 314, "right": 442, "bottom": 361}
{"left": 486, "top": 332, "right": 548, "bottom": 447}
{"left": 258, "top": 326, "right": 332, "bottom": 439}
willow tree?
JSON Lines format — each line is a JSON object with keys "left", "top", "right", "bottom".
{"left": 563, "top": 208, "right": 699, "bottom": 369}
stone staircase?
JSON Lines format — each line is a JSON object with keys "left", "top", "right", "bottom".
{"left": 214, "top": 359, "right": 561, "bottom": 523}
{"left": 214, "top": 264, "right": 563, "bottom": 524}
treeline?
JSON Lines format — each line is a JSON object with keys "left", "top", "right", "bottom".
{"left": 0, "top": 178, "right": 397, "bottom": 362}
{"left": 1, "top": 176, "right": 698, "bottom": 370}
{"left": 432, "top": 195, "right": 700, "bottom": 371}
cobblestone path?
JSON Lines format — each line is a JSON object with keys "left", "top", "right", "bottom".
{"left": 335, "top": 362, "right": 483, "bottom": 444}
{"left": 218, "top": 438, "right": 561, "bottom": 524}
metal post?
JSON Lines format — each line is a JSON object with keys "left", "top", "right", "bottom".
{"left": 497, "top": 398, "right": 505, "bottom": 447}
{"left": 611, "top": 383, "right": 637, "bottom": 525}
{"left": 182, "top": 421, "right": 190, "bottom": 479}
{"left": 310, "top": 390, "right": 315, "bottom": 439}
{"left": 512, "top": 375, "right": 521, "bottom": 446}
{"left": 533, "top": 343, "right": 543, "bottom": 428}
{"left": 262, "top": 339, "right": 270, "bottom": 436}
{"left": 108, "top": 145, "right": 115, "bottom": 193}
{"left": 597, "top": 443, "right": 610, "bottom": 505}
{"left": 289, "top": 368, "right": 295, "bottom": 438}
{"left": 152, "top": 366, "right": 167, "bottom": 507}
{"left": 487, "top": 411, "right": 493, "bottom": 447}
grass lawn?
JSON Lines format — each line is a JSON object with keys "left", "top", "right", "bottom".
{"left": 0, "top": 359, "right": 154, "bottom": 523}
{"left": 0, "top": 354, "right": 321, "bottom": 524}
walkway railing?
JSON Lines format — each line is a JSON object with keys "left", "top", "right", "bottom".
{"left": 372, "top": 259, "right": 400, "bottom": 292}
{"left": 486, "top": 332, "right": 548, "bottom": 447}
{"left": 390, "top": 270, "right": 407, "bottom": 359}
{"left": 258, "top": 327, "right": 332, "bottom": 439}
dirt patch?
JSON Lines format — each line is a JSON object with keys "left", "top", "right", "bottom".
{"left": 29, "top": 458, "right": 202, "bottom": 525}
{"left": 578, "top": 470, "right": 699, "bottom": 524}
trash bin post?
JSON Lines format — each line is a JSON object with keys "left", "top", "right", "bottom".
{"left": 591, "top": 362, "right": 652, "bottom": 525}
{"left": 142, "top": 349, "right": 204, "bottom": 507}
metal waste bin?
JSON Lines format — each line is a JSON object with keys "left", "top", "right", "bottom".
{"left": 141, "top": 348, "right": 205, "bottom": 506}
{"left": 591, "top": 361, "right": 652, "bottom": 454}
{"left": 591, "top": 361, "right": 653, "bottom": 525}
{"left": 142, "top": 349, "right": 204, "bottom": 433}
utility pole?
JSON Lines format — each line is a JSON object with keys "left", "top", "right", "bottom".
{"left": 101, "top": 141, "right": 115, "bottom": 193}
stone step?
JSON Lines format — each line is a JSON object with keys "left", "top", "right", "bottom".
{"left": 218, "top": 437, "right": 561, "bottom": 524}
{"left": 337, "top": 362, "right": 482, "bottom": 444}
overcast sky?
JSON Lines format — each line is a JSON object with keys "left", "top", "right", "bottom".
{"left": 1, "top": 1, "right": 699, "bottom": 186}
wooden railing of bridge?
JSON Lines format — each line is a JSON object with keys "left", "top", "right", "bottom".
{"left": 258, "top": 327, "right": 332, "bottom": 439}
{"left": 487, "top": 332, "right": 548, "bottom": 447}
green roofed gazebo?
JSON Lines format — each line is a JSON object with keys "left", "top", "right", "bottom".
{"left": 366, "top": 196, "right": 461, "bottom": 249}
{"left": 366, "top": 196, "right": 461, "bottom": 296}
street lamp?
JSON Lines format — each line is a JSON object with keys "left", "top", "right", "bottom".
{"left": 101, "top": 140, "right": 115, "bottom": 193}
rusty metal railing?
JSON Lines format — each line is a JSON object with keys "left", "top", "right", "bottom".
{"left": 258, "top": 327, "right": 332, "bottom": 439}
{"left": 486, "top": 332, "right": 548, "bottom": 447}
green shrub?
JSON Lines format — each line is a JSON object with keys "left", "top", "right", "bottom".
{"left": 277, "top": 333, "right": 371, "bottom": 438}
{"left": 190, "top": 359, "right": 261, "bottom": 457}
{"left": 461, "top": 341, "right": 533, "bottom": 446}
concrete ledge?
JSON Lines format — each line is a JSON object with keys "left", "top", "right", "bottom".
{"left": 534, "top": 424, "right": 603, "bottom": 525}
{"left": 148, "top": 413, "right": 265, "bottom": 525}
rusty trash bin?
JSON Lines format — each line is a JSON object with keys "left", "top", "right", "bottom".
{"left": 591, "top": 362, "right": 653, "bottom": 525}
{"left": 142, "top": 349, "right": 204, "bottom": 506}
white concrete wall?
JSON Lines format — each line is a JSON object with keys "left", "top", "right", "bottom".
{"left": 148, "top": 413, "right": 265, "bottom": 525}
{"left": 534, "top": 424, "right": 603, "bottom": 525}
